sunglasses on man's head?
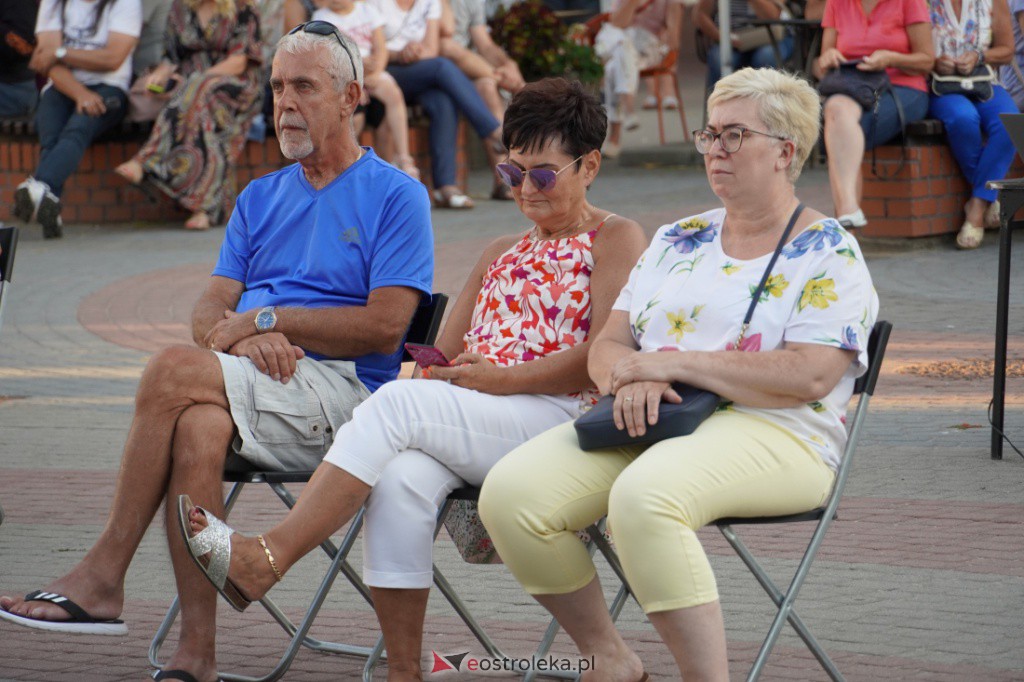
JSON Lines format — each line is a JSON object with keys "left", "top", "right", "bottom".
{"left": 495, "top": 156, "right": 584, "bottom": 192}
{"left": 288, "top": 20, "right": 358, "bottom": 80}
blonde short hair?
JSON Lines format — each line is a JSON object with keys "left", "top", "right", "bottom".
{"left": 706, "top": 68, "right": 821, "bottom": 182}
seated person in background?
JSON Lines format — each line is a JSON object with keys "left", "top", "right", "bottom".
{"left": 596, "top": 0, "right": 684, "bottom": 159}
{"left": 178, "top": 77, "right": 648, "bottom": 682}
{"left": 440, "top": 0, "right": 525, "bottom": 198}
{"left": 695, "top": 0, "right": 794, "bottom": 90}
{"left": 815, "top": 0, "right": 933, "bottom": 230}
{"left": 1001, "top": 0, "right": 1024, "bottom": 111}
{"left": 313, "top": 1, "right": 421, "bottom": 177}
{"left": 927, "top": 0, "right": 1015, "bottom": 249}
{"left": 13, "top": 0, "right": 141, "bottom": 240}
{"left": 479, "top": 67, "right": 878, "bottom": 682}
{"left": 0, "top": 26, "right": 433, "bottom": 682}
{"left": 372, "top": 0, "right": 504, "bottom": 208}
{"left": 134, "top": 0, "right": 174, "bottom": 77}
{"left": 0, "top": 0, "right": 40, "bottom": 117}
{"left": 114, "top": 0, "right": 264, "bottom": 231}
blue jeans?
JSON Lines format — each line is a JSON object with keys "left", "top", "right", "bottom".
{"left": 705, "top": 36, "right": 794, "bottom": 89}
{"left": 34, "top": 84, "right": 127, "bottom": 197}
{"left": 928, "top": 85, "right": 1018, "bottom": 203}
{"left": 0, "top": 80, "right": 39, "bottom": 117}
{"left": 858, "top": 85, "right": 929, "bottom": 150}
{"left": 388, "top": 57, "right": 500, "bottom": 188}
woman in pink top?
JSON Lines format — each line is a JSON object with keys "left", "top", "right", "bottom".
{"left": 179, "top": 78, "right": 648, "bottom": 679}
{"left": 815, "top": 0, "right": 934, "bottom": 229}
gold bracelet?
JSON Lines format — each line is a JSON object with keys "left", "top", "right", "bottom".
{"left": 256, "top": 535, "right": 283, "bottom": 582}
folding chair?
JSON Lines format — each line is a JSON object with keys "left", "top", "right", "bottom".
{"left": 536, "top": 320, "right": 893, "bottom": 682}
{"left": 0, "top": 224, "right": 20, "bottom": 336}
{"left": 149, "top": 293, "right": 449, "bottom": 682}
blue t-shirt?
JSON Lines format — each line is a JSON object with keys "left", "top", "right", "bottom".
{"left": 212, "top": 148, "right": 434, "bottom": 392}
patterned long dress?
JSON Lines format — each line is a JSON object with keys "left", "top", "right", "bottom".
{"left": 136, "top": 0, "right": 263, "bottom": 222}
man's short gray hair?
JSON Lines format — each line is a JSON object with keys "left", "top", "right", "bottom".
{"left": 277, "top": 26, "right": 364, "bottom": 88}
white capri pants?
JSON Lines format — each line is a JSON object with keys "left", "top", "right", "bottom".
{"left": 595, "top": 24, "right": 667, "bottom": 122}
{"left": 321, "top": 378, "right": 579, "bottom": 589}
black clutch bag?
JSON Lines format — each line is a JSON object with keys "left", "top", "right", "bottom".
{"left": 573, "top": 203, "right": 806, "bottom": 452}
{"left": 575, "top": 383, "right": 721, "bottom": 451}
{"left": 817, "top": 63, "right": 890, "bottom": 110}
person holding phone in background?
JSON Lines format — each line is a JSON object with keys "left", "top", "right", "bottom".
{"left": 113, "top": 0, "right": 264, "bottom": 231}
{"left": 179, "top": 78, "right": 648, "bottom": 680}
{"left": 13, "top": 0, "right": 142, "bottom": 239}
{"left": 0, "top": 0, "right": 41, "bottom": 118}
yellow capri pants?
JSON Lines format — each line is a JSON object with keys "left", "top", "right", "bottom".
{"left": 478, "top": 411, "right": 835, "bottom": 614}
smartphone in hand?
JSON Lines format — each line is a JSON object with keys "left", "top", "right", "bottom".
{"left": 404, "top": 343, "right": 452, "bottom": 368}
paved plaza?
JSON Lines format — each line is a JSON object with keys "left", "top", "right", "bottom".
{"left": 0, "top": 156, "right": 1022, "bottom": 681}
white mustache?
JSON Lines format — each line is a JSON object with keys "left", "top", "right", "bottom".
{"left": 278, "top": 115, "right": 308, "bottom": 130}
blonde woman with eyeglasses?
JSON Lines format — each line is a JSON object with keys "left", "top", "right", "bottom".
{"left": 114, "top": 0, "right": 264, "bottom": 230}
{"left": 478, "top": 68, "right": 878, "bottom": 681}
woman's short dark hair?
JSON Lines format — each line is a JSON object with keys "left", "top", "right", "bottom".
{"left": 502, "top": 78, "right": 607, "bottom": 164}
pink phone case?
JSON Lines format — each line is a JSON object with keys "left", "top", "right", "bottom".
{"left": 404, "top": 343, "right": 451, "bottom": 368}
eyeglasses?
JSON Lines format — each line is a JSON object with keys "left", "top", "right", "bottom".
{"left": 288, "top": 21, "right": 358, "bottom": 81}
{"left": 495, "top": 156, "right": 584, "bottom": 192}
{"left": 692, "top": 126, "right": 789, "bottom": 154}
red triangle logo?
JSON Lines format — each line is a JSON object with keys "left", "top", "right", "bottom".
{"left": 431, "top": 651, "right": 456, "bottom": 673}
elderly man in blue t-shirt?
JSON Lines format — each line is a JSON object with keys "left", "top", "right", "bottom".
{"left": 0, "top": 25, "right": 433, "bottom": 682}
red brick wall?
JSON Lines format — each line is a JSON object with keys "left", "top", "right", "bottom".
{"left": 861, "top": 140, "right": 1024, "bottom": 239}
{"left": 1, "top": 121, "right": 469, "bottom": 225}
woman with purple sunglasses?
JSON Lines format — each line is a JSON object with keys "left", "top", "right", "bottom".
{"left": 178, "top": 77, "right": 647, "bottom": 680}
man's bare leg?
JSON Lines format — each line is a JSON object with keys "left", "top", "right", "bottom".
{"left": 161, "top": 403, "right": 235, "bottom": 682}
{"left": 0, "top": 346, "right": 229, "bottom": 625}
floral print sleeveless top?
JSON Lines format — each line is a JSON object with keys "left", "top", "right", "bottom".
{"left": 464, "top": 222, "right": 610, "bottom": 409}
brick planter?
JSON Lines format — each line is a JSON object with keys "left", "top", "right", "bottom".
{"left": 1, "top": 118, "right": 469, "bottom": 226}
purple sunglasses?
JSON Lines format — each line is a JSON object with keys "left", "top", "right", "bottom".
{"left": 495, "top": 155, "right": 584, "bottom": 192}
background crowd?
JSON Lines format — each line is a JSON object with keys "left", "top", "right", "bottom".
{"left": 3, "top": 0, "right": 1024, "bottom": 246}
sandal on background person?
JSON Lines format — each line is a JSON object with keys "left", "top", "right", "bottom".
{"left": 984, "top": 201, "right": 1001, "bottom": 229}
{"left": 836, "top": 208, "right": 867, "bottom": 229}
{"left": 184, "top": 212, "right": 212, "bottom": 230}
{"left": 491, "top": 183, "right": 514, "bottom": 201}
{"left": 433, "top": 187, "right": 474, "bottom": 209}
{"left": 394, "top": 153, "right": 421, "bottom": 180}
{"left": 956, "top": 220, "right": 984, "bottom": 249}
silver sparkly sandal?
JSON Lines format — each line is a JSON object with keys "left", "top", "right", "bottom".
{"left": 177, "top": 495, "right": 255, "bottom": 612}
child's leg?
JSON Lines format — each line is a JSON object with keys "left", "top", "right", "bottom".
{"left": 368, "top": 73, "right": 418, "bottom": 177}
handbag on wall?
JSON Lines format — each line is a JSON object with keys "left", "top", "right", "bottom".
{"left": 817, "top": 62, "right": 890, "bottom": 110}
{"left": 573, "top": 203, "right": 807, "bottom": 452}
{"left": 930, "top": 64, "right": 996, "bottom": 102}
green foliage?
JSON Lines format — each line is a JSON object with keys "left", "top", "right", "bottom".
{"left": 489, "top": 0, "right": 603, "bottom": 84}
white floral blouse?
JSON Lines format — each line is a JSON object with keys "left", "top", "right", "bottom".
{"left": 613, "top": 209, "right": 879, "bottom": 470}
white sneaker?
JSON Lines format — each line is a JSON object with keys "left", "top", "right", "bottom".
{"left": 601, "top": 141, "right": 621, "bottom": 159}
{"left": 662, "top": 96, "right": 679, "bottom": 110}
{"left": 642, "top": 95, "right": 658, "bottom": 110}
{"left": 624, "top": 114, "right": 640, "bottom": 131}
{"left": 836, "top": 208, "right": 867, "bottom": 229}
{"left": 14, "top": 177, "right": 45, "bottom": 223}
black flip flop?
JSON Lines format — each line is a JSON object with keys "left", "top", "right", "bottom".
{"left": 0, "top": 590, "right": 127, "bottom": 635}
{"left": 152, "top": 669, "right": 209, "bottom": 682}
